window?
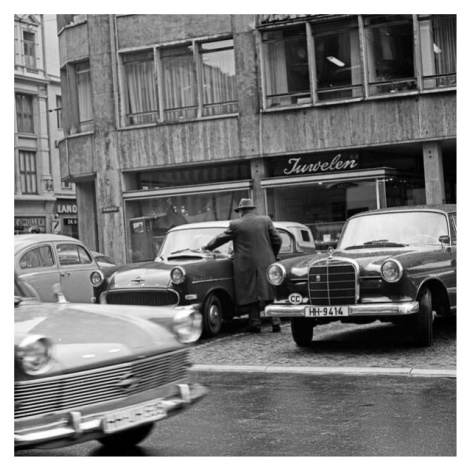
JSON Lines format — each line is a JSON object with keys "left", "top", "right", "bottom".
{"left": 313, "top": 19, "right": 363, "bottom": 101}
{"left": 419, "top": 15, "right": 456, "bottom": 89}
{"left": 16, "top": 93, "right": 34, "bottom": 133}
{"left": 262, "top": 27, "right": 311, "bottom": 107}
{"left": 364, "top": 15, "right": 417, "bottom": 95}
{"left": 18, "top": 151, "right": 37, "bottom": 194}
{"left": 23, "top": 30, "right": 36, "bottom": 69}
{"left": 57, "top": 244, "right": 93, "bottom": 265}
{"left": 200, "top": 40, "right": 237, "bottom": 116}
{"left": 76, "top": 61, "right": 93, "bottom": 131}
{"left": 56, "top": 95, "right": 62, "bottom": 128}
{"left": 19, "top": 246, "right": 55, "bottom": 269}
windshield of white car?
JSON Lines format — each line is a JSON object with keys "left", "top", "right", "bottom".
{"left": 158, "top": 227, "right": 233, "bottom": 259}
{"left": 338, "top": 211, "right": 449, "bottom": 250}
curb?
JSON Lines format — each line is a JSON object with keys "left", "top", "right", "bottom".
{"left": 191, "top": 364, "right": 456, "bottom": 378}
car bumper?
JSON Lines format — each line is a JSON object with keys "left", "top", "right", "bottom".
{"left": 263, "top": 301, "right": 420, "bottom": 317}
{"left": 15, "top": 382, "right": 207, "bottom": 450}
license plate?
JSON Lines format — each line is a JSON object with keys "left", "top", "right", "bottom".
{"left": 102, "top": 399, "right": 167, "bottom": 434}
{"left": 305, "top": 306, "right": 349, "bottom": 317}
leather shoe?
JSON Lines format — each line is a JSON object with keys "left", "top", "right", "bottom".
{"left": 272, "top": 325, "right": 281, "bottom": 333}
{"left": 247, "top": 325, "right": 261, "bottom": 334}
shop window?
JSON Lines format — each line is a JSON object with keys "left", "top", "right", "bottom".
{"left": 313, "top": 19, "right": 364, "bottom": 102}
{"left": 419, "top": 15, "right": 456, "bottom": 89}
{"left": 364, "top": 15, "right": 417, "bottom": 95}
{"left": 23, "top": 30, "right": 36, "bottom": 69}
{"left": 122, "top": 50, "right": 159, "bottom": 125}
{"left": 16, "top": 93, "right": 34, "bottom": 134}
{"left": 76, "top": 61, "right": 93, "bottom": 132}
{"left": 200, "top": 40, "right": 237, "bottom": 116}
{"left": 125, "top": 189, "right": 250, "bottom": 262}
{"left": 18, "top": 151, "right": 37, "bottom": 194}
{"left": 262, "top": 27, "right": 311, "bottom": 107}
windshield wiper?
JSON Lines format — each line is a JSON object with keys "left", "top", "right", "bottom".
{"left": 169, "top": 248, "right": 202, "bottom": 255}
{"left": 344, "top": 240, "right": 407, "bottom": 250}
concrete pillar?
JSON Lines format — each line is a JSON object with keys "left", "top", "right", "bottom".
{"left": 423, "top": 142, "right": 445, "bottom": 204}
{"left": 250, "top": 158, "right": 267, "bottom": 215}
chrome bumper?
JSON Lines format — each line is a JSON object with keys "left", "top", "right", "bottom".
{"left": 263, "top": 301, "right": 420, "bottom": 317}
{"left": 15, "top": 383, "right": 207, "bottom": 450}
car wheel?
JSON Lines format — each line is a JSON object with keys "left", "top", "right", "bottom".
{"left": 291, "top": 317, "right": 315, "bottom": 347}
{"left": 203, "top": 293, "right": 223, "bottom": 337}
{"left": 97, "top": 423, "right": 154, "bottom": 448}
{"left": 413, "top": 287, "right": 433, "bottom": 347}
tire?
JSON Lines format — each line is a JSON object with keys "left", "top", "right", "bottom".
{"left": 202, "top": 293, "right": 223, "bottom": 337}
{"left": 98, "top": 423, "right": 154, "bottom": 448}
{"left": 291, "top": 317, "right": 315, "bottom": 347}
{"left": 412, "top": 287, "right": 433, "bottom": 347}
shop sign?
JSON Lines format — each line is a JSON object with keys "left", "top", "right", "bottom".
{"left": 283, "top": 154, "right": 358, "bottom": 176}
{"left": 56, "top": 202, "right": 78, "bottom": 214}
{"left": 14, "top": 216, "right": 46, "bottom": 228}
{"left": 102, "top": 206, "right": 120, "bottom": 213}
{"left": 64, "top": 218, "right": 78, "bottom": 226}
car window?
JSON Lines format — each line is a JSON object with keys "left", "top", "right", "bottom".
{"left": 57, "top": 243, "right": 93, "bottom": 266}
{"left": 19, "top": 245, "right": 55, "bottom": 269}
{"left": 300, "top": 229, "right": 311, "bottom": 242}
{"left": 279, "top": 231, "right": 293, "bottom": 253}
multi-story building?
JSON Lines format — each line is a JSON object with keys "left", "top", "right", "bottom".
{"left": 14, "top": 14, "right": 78, "bottom": 237}
{"left": 56, "top": 14, "right": 456, "bottom": 263}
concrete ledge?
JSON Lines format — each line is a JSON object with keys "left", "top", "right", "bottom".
{"left": 191, "top": 364, "right": 456, "bottom": 378}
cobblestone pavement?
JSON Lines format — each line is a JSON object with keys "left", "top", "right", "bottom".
{"left": 190, "top": 316, "right": 456, "bottom": 371}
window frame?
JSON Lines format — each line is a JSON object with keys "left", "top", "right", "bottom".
{"left": 19, "top": 245, "right": 56, "bottom": 270}
{"left": 22, "top": 29, "right": 37, "bottom": 70}
{"left": 18, "top": 150, "right": 38, "bottom": 195}
{"left": 16, "top": 93, "right": 35, "bottom": 134}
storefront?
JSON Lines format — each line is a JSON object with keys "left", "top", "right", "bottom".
{"left": 55, "top": 200, "right": 79, "bottom": 238}
{"left": 14, "top": 216, "right": 46, "bottom": 234}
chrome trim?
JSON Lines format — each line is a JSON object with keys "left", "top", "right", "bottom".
{"left": 263, "top": 301, "right": 420, "bottom": 317}
{"left": 192, "top": 277, "right": 233, "bottom": 284}
{"left": 100, "top": 288, "right": 180, "bottom": 306}
{"left": 381, "top": 259, "right": 404, "bottom": 283}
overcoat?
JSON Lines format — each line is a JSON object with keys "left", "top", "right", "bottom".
{"left": 205, "top": 213, "right": 282, "bottom": 306}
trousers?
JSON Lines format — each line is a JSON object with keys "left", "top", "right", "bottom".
{"left": 248, "top": 301, "right": 280, "bottom": 327}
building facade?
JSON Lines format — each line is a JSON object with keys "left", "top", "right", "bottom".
{"left": 14, "top": 14, "right": 78, "bottom": 237}
{"left": 56, "top": 14, "right": 456, "bottom": 263}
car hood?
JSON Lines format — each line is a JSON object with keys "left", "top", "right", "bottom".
{"left": 15, "top": 300, "right": 184, "bottom": 378}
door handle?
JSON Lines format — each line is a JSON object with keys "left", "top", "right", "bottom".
{"left": 60, "top": 272, "right": 71, "bottom": 277}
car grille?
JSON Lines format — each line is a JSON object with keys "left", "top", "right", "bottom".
{"left": 105, "top": 289, "right": 179, "bottom": 307}
{"left": 308, "top": 261, "right": 357, "bottom": 305}
{"left": 15, "top": 349, "right": 189, "bottom": 420}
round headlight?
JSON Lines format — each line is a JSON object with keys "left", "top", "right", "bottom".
{"left": 16, "top": 335, "right": 53, "bottom": 375}
{"left": 173, "top": 309, "right": 203, "bottom": 343}
{"left": 267, "top": 263, "right": 286, "bottom": 286}
{"left": 90, "top": 270, "right": 105, "bottom": 287}
{"left": 381, "top": 259, "right": 403, "bottom": 283}
{"left": 170, "top": 267, "right": 186, "bottom": 285}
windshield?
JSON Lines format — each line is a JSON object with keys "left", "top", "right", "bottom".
{"left": 158, "top": 227, "right": 233, "bottom": 258}
{"left": 338, "top": 211, "right": 450, "bottom": 250}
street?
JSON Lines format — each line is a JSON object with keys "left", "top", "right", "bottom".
{"left": 16, "top": 372, "right": 456, "bottom": 457}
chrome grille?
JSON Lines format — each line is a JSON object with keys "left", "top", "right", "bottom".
{"left": 15, "top": 349, "right": 189, "bottom": 420}
{"left": 308, "top": 261, "right": 356, "bottom": 305}
{"left": 106, "top": 289, "right": 179, "bottom": 307}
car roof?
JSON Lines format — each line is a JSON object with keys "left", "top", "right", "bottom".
{"left": 350, "top": 204, "right": 456, "bottom": 219}
{"left": 166, "top": 220, "right": 311, "bottom": 232}
{"left": 14, "top": 234, "right": 83, "bottom": 252}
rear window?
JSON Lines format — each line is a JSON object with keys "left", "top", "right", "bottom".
{"left": 300, "top": 229, "right": 310, "bottom": 242}
{"left": 19, "top": 245, "right": 55, "bottom": 269}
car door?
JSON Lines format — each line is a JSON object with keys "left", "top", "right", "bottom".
{"left": 55, "top": 242, "right": 97, "bottom": 303}
{"left": 17, "top": 244, "right": 60, "bottom": 302}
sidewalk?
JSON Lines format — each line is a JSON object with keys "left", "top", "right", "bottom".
{"left": 189, "top": 320, "right": 456, "bottom": 378}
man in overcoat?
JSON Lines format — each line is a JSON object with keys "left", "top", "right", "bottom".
{"left": 202, "top": 198, "right": 282, "bottom": 333}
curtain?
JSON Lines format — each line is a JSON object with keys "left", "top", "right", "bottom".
{"left": 264, "top": 40, "right": 288, "bottom": 99}
{"left": 77, "top": 68, "right": 93, "bottom": 123}
{"left": 433, "top": 17, "right": 456, "bottom": 76}
{"left": 16, "top": 94, "right": 34, "bottom": 133}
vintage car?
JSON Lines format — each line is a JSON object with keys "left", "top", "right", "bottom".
{"left": 91, "top": 250, "right": 119, "bottom": 278}
{"left": 99, "top": 221, "right": 316, "bottom": 337}
{"left": 15, "top": 234, "right": 110, "bottom": 303}
{"left": 14, "top": 274, "right": 206, "bottom": 450}
{"left": 263, "top": 205, "right": 456, "bottom": 347}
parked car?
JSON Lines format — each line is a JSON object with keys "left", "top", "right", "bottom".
{"left": 90, "top": 250, "right": 119, "bottom": 278}
{"left": 99, "top": 221, "right": 316, "bottom": 337}
{"left": 14, "top": 274, "right": 206, "bottom": 450}
{"left": 15, "top": 234, "right": 107, "bottom": 303}
{"left": 263, "top": 205, "right": 457, "bottom": 347}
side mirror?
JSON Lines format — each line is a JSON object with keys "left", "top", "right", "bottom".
{"left": 438, "top": 235, "right": 451, "bottom": 245}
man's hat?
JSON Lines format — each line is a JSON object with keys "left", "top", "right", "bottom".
{"left": 234, "top": 198, "right": 256, "bottom": 213}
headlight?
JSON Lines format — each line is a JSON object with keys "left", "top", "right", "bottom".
{"left": 267, "top": 263, "right": 286, "bottom": 286}
{"left": 170, "top": 267, "right": 186, "bottom": 284}
{"left": 381, "top": 259, "right": 403, "bottom": 283}
{"left": 173, "top": 309, "right": 203, "bottom": 343}
{"left": 90, "top": 270, "right": 105, "bottom": 287}
{"left": 16, "top": 335, "right": 53, "bottom": 375}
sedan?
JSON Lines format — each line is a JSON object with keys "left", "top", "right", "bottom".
{"left": 264, "top": 205, "right": 457, "bottom": 347}
{"left": 14, "top": 275, "right": 206, "bottom": 450}
{"left": 99, "top": 221, "right": 316, "bottom": 337}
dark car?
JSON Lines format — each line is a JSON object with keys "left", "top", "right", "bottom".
{"left": 90, "top": 250, "right": 119, "bottom": 278}
{"left": 14, "top": 275, "right": 206, "bottom": 450}
{"left": 99, "top": 221, "right": 316, "bottom": 337}
{"left": 263, "top": 205, "right": 456, "bottom": 347}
